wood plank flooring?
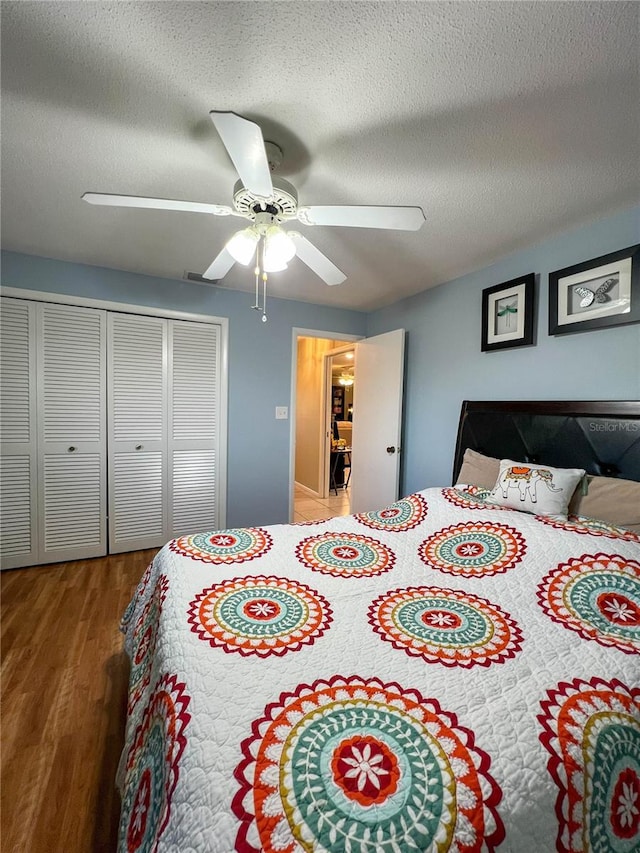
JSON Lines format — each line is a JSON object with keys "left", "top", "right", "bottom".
{"left": 1, "top": 549, "right": 157, "bottom": 853}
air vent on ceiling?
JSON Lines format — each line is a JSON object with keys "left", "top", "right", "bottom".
{"left": 184, "top": 271, "right": 219, "bottom": 284}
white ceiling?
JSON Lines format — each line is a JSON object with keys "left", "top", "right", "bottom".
{"left": 2, "top": 1, "right": 639, "bottom": 311}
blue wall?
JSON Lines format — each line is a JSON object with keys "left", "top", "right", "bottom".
{"left": 367, "top": 205, "right": 640, "bottom": 495}
{"left": 0, "top": 252, "right": 367, "bottom": 526}
{"left": 3, "top": 204, "right": 638, "bottom": 522}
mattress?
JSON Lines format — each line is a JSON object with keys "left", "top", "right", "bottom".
{"left": 118, "top": 486, "right": 640, "bottom": 852}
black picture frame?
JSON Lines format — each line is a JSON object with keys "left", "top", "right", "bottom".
{"left": 549, "top": 244, "right": 640, "bottom": 336}
{"left": 481, "top": 273, "right": 535, "bottom": 352}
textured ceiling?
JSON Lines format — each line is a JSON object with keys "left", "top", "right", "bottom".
{"left": 1, "top": 1, "right": 639, "bottom": 311}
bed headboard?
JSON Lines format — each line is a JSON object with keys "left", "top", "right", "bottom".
{"left": 452, "top": 400, "right": 640, "bottom": 485}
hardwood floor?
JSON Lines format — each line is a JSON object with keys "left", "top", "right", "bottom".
{"left": 1, "top": 495, "right": 351, "bottom": 851}
{"left": 1, "top": 549, "right": 157, "bottom": 853}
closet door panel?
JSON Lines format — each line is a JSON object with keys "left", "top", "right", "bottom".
{"left": 43, "top": 453, "right": 103, "bottom": 551}
{"left": 38, "top": 303, "right": 107, "bottom": 562}
{"left": 108, "top": 314, "right": 167, "bottom": 552}
{"left": 171, "top": 449, "right": 217, "bottom": 534}
{"left": 112, "top": 451, "right": 164, "bottom": 542}
{"left": 171, "top": 321, "right": 218, "bottom": 441}
{"left": 1, "top": 298, "right": 38, "bottom": 568}
{"left": 42, "top": 318, "right": 103, "bottom": 443}
{"left": 169, "top": 321, "right": 219, "bottom": 537}
{"left": 0, "top": 456, "right": 33, "bottom": 565}
{"left": 1, "top": 300, "right": 35, "bottom": 442}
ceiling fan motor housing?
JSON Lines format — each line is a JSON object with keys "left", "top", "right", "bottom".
{"left": 232, "top": 176, "right": 298, "bottom": 222}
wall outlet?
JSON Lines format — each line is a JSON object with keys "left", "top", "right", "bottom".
{"left": 275, "top": 406, "right": 288, "bottom": 420}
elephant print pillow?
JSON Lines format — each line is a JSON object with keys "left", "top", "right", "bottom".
{"left": 487, "top": 459, "right": 585, "bottom": 519}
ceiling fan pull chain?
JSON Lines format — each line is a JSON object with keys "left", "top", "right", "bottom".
{"left": 251, "top": 236, "right": 268, "bottom": 321}
{"left": 262, "top": 270, "right": 268, "bottom": 323}
{"left": 252, "top": 234, "right": 263, "bottom": 311}
{"left": 252, "top": 261, "right": 260, "bottom": 310}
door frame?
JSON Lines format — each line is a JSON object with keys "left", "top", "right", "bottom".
{"left": 289, "top": 328, "right": 361, "bottom": 521}
{"left": 1, "top": 286, "right": 229, "bottom": 530}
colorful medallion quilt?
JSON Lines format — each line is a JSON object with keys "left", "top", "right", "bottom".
{"left": 119, "top": 487, "right": 639, "bottom": 853}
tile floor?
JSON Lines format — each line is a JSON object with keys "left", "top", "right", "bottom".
{"left": 294, "top": 482, "right": 351, "bottom": 522}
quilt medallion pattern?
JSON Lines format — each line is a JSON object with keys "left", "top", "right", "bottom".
{"left": 419, "top": 521, "right": 526, "bottom": 577}
{"left": 355, "top": 493, "right": 428, "bottom": 531}
{"left": 128, "top": 574, "right": 169, "bottom": 713}
{"left": 187, "top": 575, "right": 332, "bottom": 657}
{"left": 118, "top": 486, "right": 640, "bottom": 852}
{"left": 368, "top": 585, "right": 523, "bottom": 667}
{"left": 442, "top": 487, "right": 508, "bottom": 511}
{"left": 537, "top": 553, "right": 640, "bottom": 655}
{"left": 122, "top": 561, "right": 154, "bottom": 634}
{"left": 536, "top": 514, "right": 640, "bottom": 542}
{"left": 232, "top": 675, "right": 504, "bottom": 853}
{"left": 170, "top": 527, "right": 273, "bottom": 564}
{"left": 539, "top": 677, "right": 640, "bottom": 853}
{"left": 295, "top": 532, "right": 396, "bottom": 577}
{"left": 119, "top": 674, "right": 191, "bottom": 853}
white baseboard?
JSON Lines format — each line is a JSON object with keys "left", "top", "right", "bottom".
{"left": 294, "top": 481, "right": 321, "bottom": 498}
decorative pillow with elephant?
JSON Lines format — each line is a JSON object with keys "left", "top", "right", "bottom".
{"left": 486, "top": 458, "right": 585, "bottom": 519}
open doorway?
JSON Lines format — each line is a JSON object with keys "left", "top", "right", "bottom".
{"left": 325, "top": 346, "right": 356, "bottom": 501}
{"left": 291, "top": 334, "right": 357, "bottom": 523}
{"left": 291, "top": 328, "right": 406, "bottom": 519}
{"left": 290, "top": 327, "right": 406, "bottom": 521}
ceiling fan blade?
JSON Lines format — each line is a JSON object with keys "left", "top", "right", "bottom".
{"left": 82, "top": 192, "right": 234, "bottom": 216}
{"left": 210, "top": 111, "right": 273, "bottom": 199}
{"left": 289, "top": 232, "right": 346, "bottom": 286}
{"left": 297, "top": 205, "right": 425, "bottom": 231}
{"left": 202, "top": 248, "right": 236, "bottom": 281}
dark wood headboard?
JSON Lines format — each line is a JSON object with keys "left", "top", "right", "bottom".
{"left": 452, "top": 401, "right": 640, "bottom": 484}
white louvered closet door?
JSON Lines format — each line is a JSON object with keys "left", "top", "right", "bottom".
{"left": 169, "top": 320, "right": 220, "bottom": 537}
{"left": 0, "top": 298, "right": 38, "bottom": 569}
{"left": 108, "top": 313, "right": 168, "bottom": 552}
{"left": 37, "top": 303, "right": 107, "bottom": 562}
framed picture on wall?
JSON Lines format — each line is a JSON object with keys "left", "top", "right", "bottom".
{"left": 481, "top": 273, "right": 535, "bottom": 352}
{"left": 549, "top": 244, "right": 640, "bottom": 335}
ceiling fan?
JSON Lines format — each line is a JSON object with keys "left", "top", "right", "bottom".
{"left": 83, "top": 111, "right": 425, "bottom": 318}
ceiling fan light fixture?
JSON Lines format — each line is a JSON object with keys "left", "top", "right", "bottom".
{"left": 262, "top": 255, "right": 289, "bottom": 273}
{"left": 226, "top": 226, "right": 259, "bottom": 265}
{"left": 263, "top": 225, "right": 296, "bottom": 271}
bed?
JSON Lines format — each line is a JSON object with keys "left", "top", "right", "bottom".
{"left": 117, "top": 401, "right": 640, "bottom": 853}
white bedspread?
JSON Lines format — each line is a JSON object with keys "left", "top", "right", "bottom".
{"left": 118, "top": 487, "right": 640, "bottom": 853}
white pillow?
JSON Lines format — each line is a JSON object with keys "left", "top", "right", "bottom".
{"left": 486, "top": 459, "right": 585, "bottom": 519}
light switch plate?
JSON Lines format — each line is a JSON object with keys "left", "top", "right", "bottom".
{"left": 275, "top": 406, "right": 288, "bottom": 420}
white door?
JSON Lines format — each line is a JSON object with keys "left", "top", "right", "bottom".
{"left": 1, "top": 298, "right": 107, "bottom": 568}
{"left": 168, "top": 320, "right": 220, "bottom": 537}
{"left": 108, "top": 313, "right": 168, "bottom": 553}
{"left": 37, "top": 303, "right": 107, "bottom": 562}
{"left": 109, "top": 313, "right": 222, "bottom": 552}
{"left": 0, "top": 298, "right": 38, "bottom": 569}
{"left": 350, "top": 329, "right": 405, "bottom": 514}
